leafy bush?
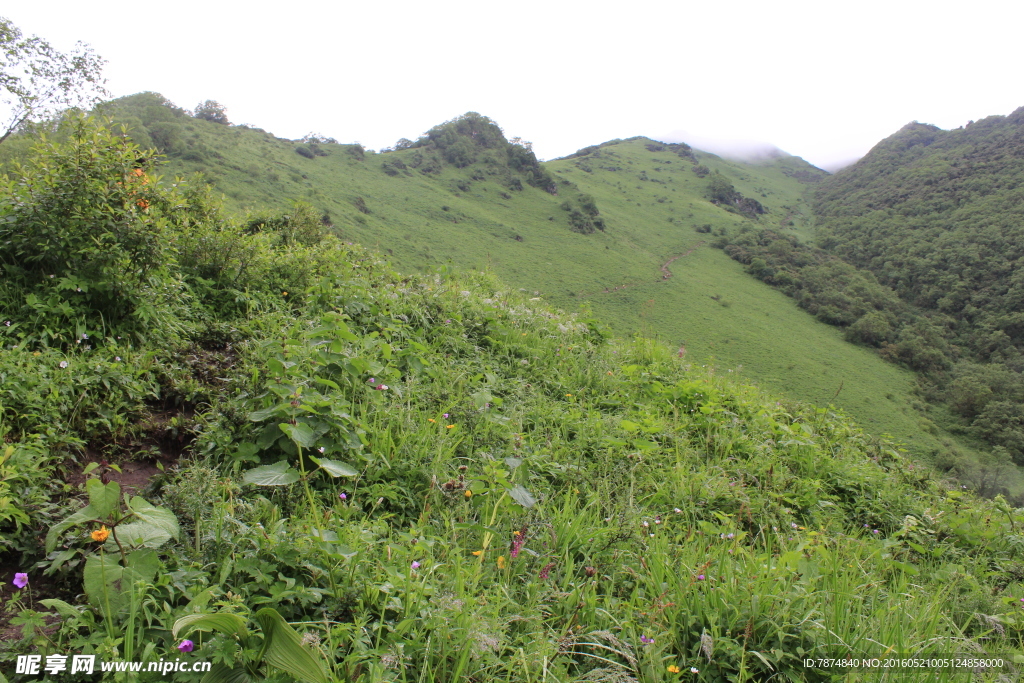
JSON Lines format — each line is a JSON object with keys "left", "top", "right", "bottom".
{"left": 0, "top": 115, "right": 186, "bottom": 346}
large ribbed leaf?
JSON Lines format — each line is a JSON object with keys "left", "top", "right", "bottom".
{"left": 253, "top": 608, "right": 329, "bottom": 683}
{"left": 242, "top": 461, "right": 300, "bottom": 486}
{"left": 173, "top": 612, "right": 249, "bottom": 641}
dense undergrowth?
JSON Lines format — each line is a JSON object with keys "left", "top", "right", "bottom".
{"left": 4, "top": 119, "right": 1024, "bottom": 682}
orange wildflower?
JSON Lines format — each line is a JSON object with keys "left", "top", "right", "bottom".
{"left": 91, "top": 526, "right": 110, "bottom": 542}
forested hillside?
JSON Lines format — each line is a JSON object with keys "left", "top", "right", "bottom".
{"left": 708, "top": 107, "right": 1024, "bottom": 485}
{"left": 813, "top": 109, "right": 1024, "bottom": 466}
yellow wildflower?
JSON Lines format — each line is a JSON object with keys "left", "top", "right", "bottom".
{"left": 497, "top": 556, "right": 506, "bottom": 569}
{"left": 464, "top": 490, "right": 472, "bottom": 498}
{"left": 91, "top": 526, "right": 110, "bottom": 542}
{"left": 282, "top": 291, "right": 288, "bottom": 296}
{"left": 667, "top": 664, "right": 681, "bottom": 673}
{"left": 446, "top": 424, "right": 455, "bottom": 429}
{"left": 472, "top": 550, "right": 483, "bottom": 556}
{"left": 428, "top": 418, "right": 435, "bottom": 423}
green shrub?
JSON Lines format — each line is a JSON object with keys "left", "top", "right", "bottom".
{"left": 0, "top": 115, "right": 186, "bottom": 346}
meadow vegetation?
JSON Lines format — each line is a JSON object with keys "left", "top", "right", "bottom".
{"left": 4, "top": 117, "right": 1024, "bottom": 682}
{"left": 31, "top": 92, "right": 991, "bottom": 474}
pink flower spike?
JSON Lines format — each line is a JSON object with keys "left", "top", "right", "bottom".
{"left": 13, "top": 573, "right": 28, "bottom": 589}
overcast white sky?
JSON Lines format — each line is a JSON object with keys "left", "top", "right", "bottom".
{"left": 6, "top": 1, "right": 1023, "bottom": 170}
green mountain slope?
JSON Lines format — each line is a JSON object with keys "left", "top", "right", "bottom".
{"left": 55, "top": 92, "right": 981, "bottom": 462}
{"left": 809, "top": 108, "right": 1024, "bottom": 469}
{"left": 4, "top": 121, "right": 1024, "bottom": 680}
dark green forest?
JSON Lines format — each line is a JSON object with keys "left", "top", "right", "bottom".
{"left": 714, "top": 108, "right": 1024, "bottom": 483}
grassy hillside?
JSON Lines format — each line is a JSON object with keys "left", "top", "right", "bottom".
{"left": 3, "top": 120, "right": 1024, "bottom": 682}
{"left": 49, "top": 92, "right": 986, "bottom": 468}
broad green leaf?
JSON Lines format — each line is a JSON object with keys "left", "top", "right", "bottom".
{"left": 312, "top": 458, "right": 358, "bottom": 477}
{"left": 253, "top": 607, "right": 329, "bottom": 683}
{"left": 247, "top": 406, "right": 281, "bottom": 422}
{"left": 126, "top": 497, "right": 180, "bottom": 540}
{"left": 231, "top": 442, "right": 260, "bottom": 463}
{"left": 86, "top": 479, "right": 121, "bottom": 519}
{"left": 507, "top": 485, "right": 537, "bottom": 509}
{"left": 39, "top": 599, "right": 81, "bottom": 621}
{"left": 45, "top": 503, "right": 101, "bottom": 553}
{"left": 329, "top": 545, "right": 358, "bottom": 560}
{"left": 243, "top": 461, "right": 300, "bottom": 486}
{"left": 279, "top": 422, "right": 316, "bottom": 448}
{"left": 185, "top": 589, "right": 215, "bottom": 611}
{"left": 173, "top": 612, "right": 249, "bottom": 640}
{"left": 83, "top": 553, "right": 125, "bottom": 615}
{"left": 108, "top": 521, "right": 172, "bottom": 549}
{"left": 126, "top": 548, "right": 160, "bottom": 580}
{"left": 201, "top": 663, "right": 255, "bottom": 683}
{"left": 310, "top": 528, "right": 338, "bottom": 542}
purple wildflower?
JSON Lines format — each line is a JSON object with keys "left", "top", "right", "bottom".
{"left": 178, "top": 640, "right": 194, "bottom": 653}
{"left": 539, "top": 562, "right": 555, "bottom": 580}
{"left": 640, "top": 635, "right": 654, "bottom": 645}
{"left": 510, "top": 526, "right": 528, "bottom": 559}
{"left": 697, "top": 574, "right": 705, "bottom": 580}
{"left": 13, "top": 573, "right": 28, "bottom": 589}
{"left": 411, "top": 561, "right": 421, "bottom": 569}
{"left": 339, "top": 492, "right": 347, "bottom": 500}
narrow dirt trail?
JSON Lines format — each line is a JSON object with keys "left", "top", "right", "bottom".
{"left": 583, "top": 241, "right": 705, "bottom": 297}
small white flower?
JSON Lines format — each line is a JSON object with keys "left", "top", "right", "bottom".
{"left": 81, "top": 333, "right": 88, "bottom": 339}
{"left": 318, "top": 446, "right": 325, "bottom": 453}
{"left": 3, "top": 321, "right": 9, "bottom": 326}
{"left": 59, "top": 360, "right": 68, "bottom": 368}
{"left": 115, "top": 357, "right": 121, "bottom": 361}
